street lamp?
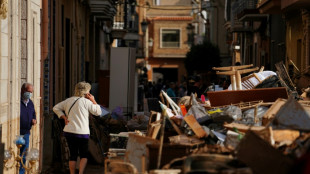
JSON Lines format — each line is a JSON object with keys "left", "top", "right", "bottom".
{"left": 3, "top": 135, "right": 39, "bottom": 173}
{"left": 140, "top": 19, "right": 149, "bottom": 58}
{"left": 186, "top": 23, "right": 194, "bottom": 46}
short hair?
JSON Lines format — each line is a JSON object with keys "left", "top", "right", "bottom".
{"left": 21, "top": 83, "right": 33, "bottom": 91}
{"left": 74, "top": 81, "right": 91, "bottom": 97}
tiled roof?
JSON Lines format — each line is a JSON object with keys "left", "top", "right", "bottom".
{"left": 150, "top": 16, "right": 193, "bottom": 21}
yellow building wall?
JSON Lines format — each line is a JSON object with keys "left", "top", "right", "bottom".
{"left": 286, "top": 13, "right": 305, "bottom": 70}
{"left": 152, "top": 21, "right": 190, "bottom": 57}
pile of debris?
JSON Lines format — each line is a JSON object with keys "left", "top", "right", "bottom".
{"left": 105, "top": 64, "right": 310, "bottom": 174}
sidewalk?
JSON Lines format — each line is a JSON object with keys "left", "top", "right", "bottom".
{"left": 41, "top": 163, "right": 105, "bottom": 174}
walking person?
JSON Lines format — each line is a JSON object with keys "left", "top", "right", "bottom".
{"left": 20, "top": 83, "right": 37, "bottom": 174}
{"left": 53, "top": 82, "right": 102, "bottom": 174}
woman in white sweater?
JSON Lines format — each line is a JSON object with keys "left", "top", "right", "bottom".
{"left": 53, "top": 82, "right": 102, "bottom": 174}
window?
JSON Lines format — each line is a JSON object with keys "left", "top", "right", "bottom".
{"left": 161, "top": 29, "right": 180, "bottom": 48}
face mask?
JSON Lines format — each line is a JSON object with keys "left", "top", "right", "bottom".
{"left": 23, "top": 92, "right": 32, "bottom": 99}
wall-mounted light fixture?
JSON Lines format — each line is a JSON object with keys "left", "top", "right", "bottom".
{"left": 4, "top": 135, "right": 39, "bottom": 174}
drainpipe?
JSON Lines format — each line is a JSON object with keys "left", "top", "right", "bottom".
{"left": 40, "top": 0, "right": 48, "bottom": 171}
{"left": 42, "top": 0, "right": 48, "bottom": 60}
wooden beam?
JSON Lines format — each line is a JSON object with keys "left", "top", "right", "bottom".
{"left": 213, "top": 64, "right": 254, "bottom": 71}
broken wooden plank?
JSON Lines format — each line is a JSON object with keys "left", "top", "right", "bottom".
{"left": 207, "top": 87, "right": 288, "bottom": 107}
{"left": 213, "top": 64, "right": 255, "bottom": 71}
{"left": 272, "top": 129, "right": 300, "bottom": 143}
{"left": 262, "top": 98, "right": 286, "bottom": 126}
{"left": 184, "top": 114, "right": 207, "bottom": 138}
{"left": 223, "top": 122, "right": 265, "bottom": 133}
{"left": 168, "top": 135, "right": 204, "bottom": 146}
{"left": 236, "top": 131, "right": 294, "bottom": 174}
{"left": 147, "top": 122, "right": 162, "bottom": 139}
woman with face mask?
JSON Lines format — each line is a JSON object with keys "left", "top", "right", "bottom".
{"left": 53, "top": 81, "right": 102, "bottom": 174}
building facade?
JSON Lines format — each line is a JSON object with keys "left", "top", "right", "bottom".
{"left": 256, "top": 0, "right": 310, "bottom": 77}
{"left": 225, "top": 0, "right": 286, "bottom": 71}
{"left": 142, "top": 0, "right": 192, "bottom": 83}
{"left": 0, "top": 0, "right": 42, "bottom": 173}
{"left": 41, "top": 0, "right": 116, "bottom": 171}
{"left": 206, "top": 0, "right": 231, "bottom": 66}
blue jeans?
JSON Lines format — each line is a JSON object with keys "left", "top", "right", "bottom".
{"left": 19, "top": 133, "right": 30, "bottom": 174}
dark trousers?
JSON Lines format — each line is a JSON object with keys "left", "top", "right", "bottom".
{"left": 65, "top": 136, "right": 89, "bottom": 161}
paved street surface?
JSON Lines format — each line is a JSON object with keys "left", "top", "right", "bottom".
{"left": 42, "top": 163, "right": 105, "bottom": 174}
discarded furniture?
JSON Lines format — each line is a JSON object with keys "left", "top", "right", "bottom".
{"left": 149, "top": 169, "right": 181, "bottom": 174}
{"left": 108, "top": 133, "right": 129, "bottom": 160}
{"left": 241, "top": 72, "right": 262, "bottom": 89}
{"left": 183, "top": 154, "right": 252, "bottom": 174}
{"left": 184, "top": 115, "right": 207, "bottom": 138}
{"left": 275, "top": 61, "right": 296, "bottom": 92}
{"left": 223, "top": 123, "right": 265, "bottom": 133}
{"left": 147, "top": 144, "right": 193, "bottom": 170}
{"left": 236, "top": 131, "right": 293, "bottom": 174}
{"left": 213, "top": 64, "right": 259, "bottom": 90}
{"left": 125, "top": 134, "right": 159, "bottom": 173}
{"left": 207, "top": 87, "right": 288, "bottom": 107}
{"left": 262, "top": 98, "right": 286, "bottom": 126}
{"left": 104, "top": 159, "right": 138, "bottom": 174}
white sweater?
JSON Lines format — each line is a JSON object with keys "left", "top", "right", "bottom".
{"left": 53, "top": 96, "right": 102, "bottom": 135}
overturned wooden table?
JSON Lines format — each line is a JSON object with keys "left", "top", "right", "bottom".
{"left": 213, "top": 64, "right": 259, "bottom": 90}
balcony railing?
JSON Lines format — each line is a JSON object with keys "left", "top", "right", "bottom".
{"left": 89, "top": 0, "right": 117, "bottom": 20}
{"left": 257, "top": 0, "right": 281, "bottom": 14}
{"left": 112, "top": 0, "right": 139, "bottom": 39}
{"left": 234, "top": 0, "right": 258, "bottom": 16}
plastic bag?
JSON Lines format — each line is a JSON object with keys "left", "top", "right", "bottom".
{"left": 222, "top": 105, "right": 242, "bottom": 120}
{"left": 111, "top": 106, "right": 124, "bottom": 120}
{"left": 127, "top": 115, "right": 149, "bottom": 131}
{"left": 210, "top": 105, "right": 242, "bottom": 123}
{"left": 99, "top": 106, "right": 110, "bottom": 118}
{"left": 187, "top": 93, "right": 210, "bottom": 123}
{"left": 241, "top": 106, "right": 269, "bottom": 126}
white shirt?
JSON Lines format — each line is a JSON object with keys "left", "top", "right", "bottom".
{"left": 22, "top": 99, "right": 29, "bottom": 106}
{"left": 53, "top": 96, "right": 102, "bottom": 135}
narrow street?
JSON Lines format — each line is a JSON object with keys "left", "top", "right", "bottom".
{"left": 0, "top": 0, "right": 310, "bottom": 174}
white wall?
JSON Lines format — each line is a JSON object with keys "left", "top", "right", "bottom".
{"left": 0, "top": 0, "right": 41, "bottom": 173}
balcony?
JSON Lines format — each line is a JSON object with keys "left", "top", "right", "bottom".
{"left": 231, "top": 20, "right": 253, "bottom": 32}
{"left": 111, "top": 0, "right": 140, "bottom": 40}
{"left": 89, "top": 0, "right": 117, "bottom": 21}
{"left": 257, "top": 0, "right": 281, "bottom": 14}
{"left": 281, "top": 0, "right": 310, "bottom": 11}
{"left": 234, "top": 0, "right": 268, "bottom": 21}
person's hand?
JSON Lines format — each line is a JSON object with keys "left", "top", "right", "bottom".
{"left": 60, "top": 115, "right": 69, "bottom": 125}
{"left": 32, "top": 119, "right": 37, "bottom": 125}
{"left": 85, "top": 93, "right": 97, "bottom": 104}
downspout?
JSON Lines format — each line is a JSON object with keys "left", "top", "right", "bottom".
{"left": 40, "top": 0, "right": 48, "bottom": 171}
{"left": 42, "top": 0, "right": 48, "bottom": 60}
{"left": 75, "top": 0, "right": 81, "bottom": 82}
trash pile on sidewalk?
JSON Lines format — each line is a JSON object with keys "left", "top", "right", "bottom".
{"left": 105, "top": 64, "right": 310, "bottom": 174}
